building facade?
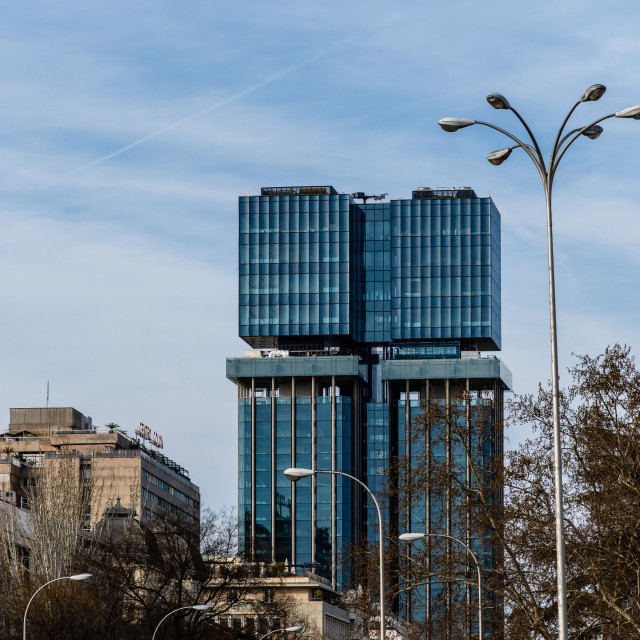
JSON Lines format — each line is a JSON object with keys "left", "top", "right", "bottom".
{"left": 213, "top": 569, "right": 350, "bottom": 640}
{"left": 0, "top": 407, "right": 200, "bottom": 528}
{"left": 227, "top": 186, "right": 511, "bottom": 633}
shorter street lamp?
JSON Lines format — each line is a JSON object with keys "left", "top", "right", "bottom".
{"left": 151, "top": 604, "right": 213, "bottom": 640}
{"left": 259, "top": 624, "right": 304, "bottom": 640}
{"left": 23, "top": 573, "right": 93, "bottom": 640}
{"left": 400, "top": 532, "right": 483, "bottom": 640}
{"left": 285, "top": 467, "right": 386, "bottom": 640}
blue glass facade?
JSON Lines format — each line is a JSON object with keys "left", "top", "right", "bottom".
{"left": 228, "top": 186, "right": 510, "bottom": 634}
{"left": 239, "top": 186, "right": 501, "bottom": 351}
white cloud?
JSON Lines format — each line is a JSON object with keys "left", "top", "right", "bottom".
{"left": 2, "top": 0, "right": 640, "bottom": 509}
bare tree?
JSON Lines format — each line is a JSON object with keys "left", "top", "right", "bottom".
{"left": 376, "top": 345, "right": 640, "bottom": 640}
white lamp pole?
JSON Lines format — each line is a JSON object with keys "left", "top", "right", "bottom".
{"left": 400, "top": 532, "right": 483, "bottom": 639}
{"left": 150, "top": 604, "right": 213, "bottom": 640}
{"left": 23, "top": 572, "right": 93, "bottom": 640}
{"left": 439, "top": 87, "right": 640, "bottom": 640}
{"left": 285, "top": 467, "right": 386, "bottom": 640}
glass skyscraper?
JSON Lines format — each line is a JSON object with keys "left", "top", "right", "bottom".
{"left": 227, "top": 185, "right": 511, "bottom": 633}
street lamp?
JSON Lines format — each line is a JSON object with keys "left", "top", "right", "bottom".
{"left": 439, "top": 84, "right": 640, "bottom": 640}
{"left": 399, "top": 532, "right": 483, "bottom": 640}
{"left": 259, "top": 624, "right": 304, "bottom": 640}
{"left": 285, "top": 467, "right": 386, "bottom": 640}
{"left": 150, "top": 604, "right": 213, "bottom": 640}
{"left": 23, "top": 573, "right": 93, "bottom": 640}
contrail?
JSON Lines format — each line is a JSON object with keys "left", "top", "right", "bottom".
{"left": 40, "top": 50, "right": 332, "bottom": 189}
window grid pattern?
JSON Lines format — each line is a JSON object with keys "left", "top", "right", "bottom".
{"left": 275, "top": 399, "right": 292, "bottom": 562}
{"left": 238, "top": 193, "right": 501, "bottom": 349}
{"left": 239, "top": 195, "right": 352, "bottom": 338}
{"left": 255, "top": 399, "right": 271, "bottom": 560}
{"left": 238, "top": 399, "right": 251, "bottom": 556}
{"left": 390, "top": 199, "right": 501, "bottom": 345}
{"left": 356, "top": 204, "right": 391, "bottom": 343}
{"left": 365, "top": 402, "right": 390, "bottom": 541}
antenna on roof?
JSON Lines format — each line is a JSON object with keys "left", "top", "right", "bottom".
{"left": 46, "top": 381, "right": 49, "bottom": 408}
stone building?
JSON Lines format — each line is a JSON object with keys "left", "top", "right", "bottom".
{"left": 0, "top": 407, "right": 199, "bottom": 528}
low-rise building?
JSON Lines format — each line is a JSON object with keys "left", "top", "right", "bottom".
{"left": 0, "top": 407, "right": 199, "bottom": 528}
{"left": 213, "top": 567, "right": 350, "bottom": 640}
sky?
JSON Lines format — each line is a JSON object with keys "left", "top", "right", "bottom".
{"left": 1, "top": 0, "right": 639, "bottom": 512}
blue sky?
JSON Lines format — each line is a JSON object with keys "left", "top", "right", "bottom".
{"left": 1, "top": 0, "right": 639, "bottom": 511}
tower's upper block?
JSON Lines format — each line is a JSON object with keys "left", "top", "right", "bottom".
{"left": 239, "top": 186, "right": 501, "bottom": 351}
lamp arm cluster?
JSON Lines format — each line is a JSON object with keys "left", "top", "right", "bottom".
{"left": 550, "top": 98, "right": 585, "bottom": 162}
{"left": 551, "top": 113, "right": 615, "bottom": 178}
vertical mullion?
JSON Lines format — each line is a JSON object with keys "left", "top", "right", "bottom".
{"left": 331, "top": 374, "right": 337, "bottom": 590}
{"left": 251, "top": 377, "right": 256, "bottom": 560}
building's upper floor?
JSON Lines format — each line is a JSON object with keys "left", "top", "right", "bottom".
{"left": 239, "top": 186, "right": 501, "bottom": 352}
{"left": 0, "top": 407, "right": 199, "bottom": 524}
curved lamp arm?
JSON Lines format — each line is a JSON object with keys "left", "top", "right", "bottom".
{"left": 507, "top": 105, "right": 546, "bottom": 174}
{"left": 23, "top": 574, "right": 92, "bottom": 640}
{"left": 474, "top": 121, "right": 546, "bottom": 183}
{"left": 258, "top": 625, "right": 304, "bottom": 640}
{"left": 151, "top": 605, "right": 212, "bottom": 640}
{"left": 550, "top": 98, "right": 587, "bottom": 166}
{"left": 285, "top": 467, "right": 386, "bottom": 640}
{"left": 400, "top": 532, "right": 482, "bottom": 639}
{"left": 551, "top": 113, "right": 616, "bottom": 178}
{"left": 315, "top": 470, "right": 386, "bottom": 640}
{"left": 24, "top": 577, "right": 67, "bottom": 640}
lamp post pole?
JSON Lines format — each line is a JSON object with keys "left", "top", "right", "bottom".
{"left": 23, "top": 573, "right": 93, "bottom": 640}
{"left": 438, "top": 88, "right": 640, "bottom": 640}
{"left": 400, "top": 532, "right": 483, "bottom": 640}
{"left": 150, "top": 604, "right": 212, "bottom": 640}
{"left": 285, "top": 467, "right": 386, "bottom": 640}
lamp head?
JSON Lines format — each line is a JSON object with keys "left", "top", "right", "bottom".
{"left": 284, "top": 468, "right": 314, "bottom": 481}
{"left": 615, "top": 105, "right": 640, "bottom": 119}
{"left": 399, "top": 532, "right": 425, "bottom": 544}
{"left": 487, "top": 147, "right": 513, "bottom": 166}
{"left": 582, "top": 124, "right": 603, "bottom": 140}
{"left": 438, "top": 117, "right": 476, "bottom": 132}
{"left": 69, "top": 573, "right": 93, "bottom": 582}
{"left": 285, "top": 626, "right": 304, "bottom": 633}
{"left": 191, "top": 604, "right": 213, "bottom": 612}
{"left": 581, "top": 84, "right": 606, "bottom": 102}
{"left": 486, "top": 93, "right": 511, "bottom": 110}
